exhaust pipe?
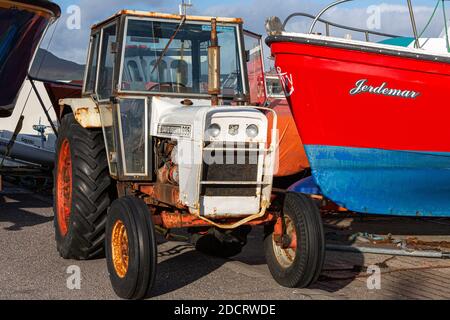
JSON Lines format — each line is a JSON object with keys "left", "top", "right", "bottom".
{"left": 208, "top": 18, "right": 221, "bottom": 106}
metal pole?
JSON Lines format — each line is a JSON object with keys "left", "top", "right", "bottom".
{"left": 0, "top": 115, "right": 24, "bottom": 170}
{"left": 407, "top": 0, "right": 420, "bottom": 49}
{"left": 327, "top": 244, "right": 450, "bottom": 259}
{"left": 28, "top": 77, "right": 58, "bottom": 137}
{"left": 309, "top": 0, "right": 353, "bottom": 34}
{"left": 208, "top": 18, "right": 220, "bottom": 106}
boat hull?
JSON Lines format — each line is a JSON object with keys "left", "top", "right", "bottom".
{"left": 307, "top": 145, "right": 450, "bottom": 216}
{"left": 268, "top": 35, "right": 450, "bottom": 217}
{"left": 0, "top": 134, "right": 55, "bottom": 166}
{"left": 0, "top": 0, "right": 60, "bottom": 117}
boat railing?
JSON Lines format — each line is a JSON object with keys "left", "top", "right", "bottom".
{"left": 283, "top": 12, "right": 402, "bottom": 42}
{"left": 284, "top": 0, "right": 433, "bottom": 49}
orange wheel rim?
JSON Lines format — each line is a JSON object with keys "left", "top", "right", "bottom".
{"left": 56, "top": 139, "right": 72, "bottom": 236}
{"left": 111, "top": 220, "right": 129, "bottom": 278}
{"left": 272, "top": 216, "right": 297, "bottom": 268}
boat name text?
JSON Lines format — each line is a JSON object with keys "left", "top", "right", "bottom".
{"left": 350, "top": 79, "right": 420, "bottom": 99}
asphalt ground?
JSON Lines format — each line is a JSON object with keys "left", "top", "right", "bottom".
{"left": 1, "top": 185, "right": 450, "bottom": 300}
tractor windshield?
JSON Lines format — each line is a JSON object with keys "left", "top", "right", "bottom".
{"left": 119, "top": 18, "right": 244, "bottom": 97}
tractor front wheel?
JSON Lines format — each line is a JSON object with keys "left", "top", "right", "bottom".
{"left": 106, "top": 196, "right": 157, "bottom": 299}
{"left": 264, "top": 192, "right": 325, "bottom": 288}
{"left": 54, "top": 113, "right": 113, "bottom": 260}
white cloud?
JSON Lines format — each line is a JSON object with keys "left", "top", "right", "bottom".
{"left": 376, "top": 3, "right": 433, "bottom": 14}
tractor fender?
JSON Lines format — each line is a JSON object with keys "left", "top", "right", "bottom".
{"left": 59, "top": 97, "right": 102, "bottom": 128}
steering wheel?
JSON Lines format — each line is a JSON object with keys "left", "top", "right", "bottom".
{"left": 147, "top": 82, "right": 186, "bottom": 92}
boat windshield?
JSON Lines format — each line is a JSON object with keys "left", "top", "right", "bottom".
{"left": 120, "top": 18, "right": 244, "bottom": 97}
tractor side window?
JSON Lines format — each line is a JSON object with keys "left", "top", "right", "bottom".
{"left": 244, "top": 31, "right": 266, "bottom": 105}
{"left": 98, "top": 24, "right": 117, "bottom": 100}
{"left": 98, "top": 104, "right": 118, "bottom": 176}
{"left": 118, "top": 98, "right": 147, "bottom": 175}
{"left": 85, "top": 33, "right": 100, "bottom": 93}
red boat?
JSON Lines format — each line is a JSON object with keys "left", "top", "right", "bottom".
{"left": 266, "top": 0, "right": 450, "bottom": 216}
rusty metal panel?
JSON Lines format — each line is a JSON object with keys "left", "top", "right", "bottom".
{"left": 59, "top": 97, "right": 101, "bottom": 128}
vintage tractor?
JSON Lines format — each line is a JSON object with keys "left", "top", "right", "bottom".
{"left": 53, "top": 10, "right": 325, "bottom": 299}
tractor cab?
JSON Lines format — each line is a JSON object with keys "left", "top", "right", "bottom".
{"left": 82, "top": 11, "right": 266, "bottom": 105}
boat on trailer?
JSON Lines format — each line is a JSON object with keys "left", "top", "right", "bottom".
{"left": 266, "top": 0, "right": 450, "bottom": 217}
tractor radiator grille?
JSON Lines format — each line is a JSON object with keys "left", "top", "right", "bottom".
{"left": 201, "top": 142, "right": 260, "bottom": 197}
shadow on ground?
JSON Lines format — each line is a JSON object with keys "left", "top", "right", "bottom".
{"left": 0, "top": 193, "right": 53, "bottom": 231}
{"left": 152, "top": 241, "right": 224, "bottom": 297}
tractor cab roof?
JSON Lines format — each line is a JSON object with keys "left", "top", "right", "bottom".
{"left": 91, "top": 10, "right": 243, "bottom": 30}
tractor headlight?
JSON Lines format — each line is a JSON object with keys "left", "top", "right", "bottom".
{"left": 246, "top": 124, "right": 259, "bottom": 138}
{"left": 208, "top": 123, "right": 221, "bottom": 138}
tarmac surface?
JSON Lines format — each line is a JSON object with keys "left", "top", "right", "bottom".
{"left": 1, "top": 183, "right": 450, "bottom": 300}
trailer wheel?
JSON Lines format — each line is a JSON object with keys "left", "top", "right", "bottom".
{"left": 106, "top": 196, "right": 157, "bottom": 300}
{"left": 54, "top": 113, "right": 114, "bottom": 259}
{"left": 192, "top": 226, "right": 251, "bottom": 258}
{"left": 264, "top": 192, "right": 325, "bottom": 288}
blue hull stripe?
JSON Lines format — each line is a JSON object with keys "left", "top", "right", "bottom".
{"left": 303, "top": 145, "right": 450, "bottom": 217}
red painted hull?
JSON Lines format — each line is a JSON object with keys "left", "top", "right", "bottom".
{"left": 269, "top": 39, "right": 450, "bottom": 153}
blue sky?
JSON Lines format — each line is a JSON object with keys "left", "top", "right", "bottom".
{"left": 53, "top": 0, "right": 438, "bottom": 9}
{"left": 45, "top": 0, "right": 448, "bottom": 64}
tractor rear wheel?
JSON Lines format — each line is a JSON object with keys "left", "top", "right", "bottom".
{"left": 191, "top": 226, "right": 252, "bottom": 258}
{"left": 106, "top": 196, "right": 157, "bottom": 300}
{"left": 54, "top": 113, "right": 114, "bottom": 260}
{"left": 264, "top": 192, "right": 325, "bottom": 288}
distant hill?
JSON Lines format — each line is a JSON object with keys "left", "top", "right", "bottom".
{"left": 30, "top": 49, "right": 85, "bottom": 81}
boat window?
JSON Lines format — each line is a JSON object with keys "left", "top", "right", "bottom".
{"left": 98, "top": 23, "right": 117, "bottom": 100}
{"left": 85, "top": 33, "right": 100, "bottom": 93}
{"left": 120, "top": 18, "right": 244, "bottom": 97}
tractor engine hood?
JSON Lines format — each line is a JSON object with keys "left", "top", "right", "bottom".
{"left": 0, "top": 0, "right": 61, "bottom": 117}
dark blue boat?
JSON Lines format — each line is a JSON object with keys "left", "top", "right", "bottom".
{"left": 0, "top": 0, "right": 60, "bottom": 117}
